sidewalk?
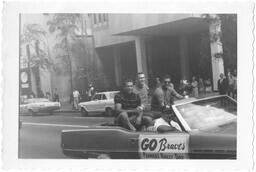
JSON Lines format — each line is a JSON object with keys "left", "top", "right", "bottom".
{"left": 56, "top": 102, "right": 80, "bottom": 113}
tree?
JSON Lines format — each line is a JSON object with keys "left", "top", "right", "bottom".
{"left": 21, "top": 24, "right": 53, "bottom": 69}
{"left": 47, "top": 14, "right": 83, "bottom": 92}
{"left": 201, "top": 14, "right": 237, "bottom": 72}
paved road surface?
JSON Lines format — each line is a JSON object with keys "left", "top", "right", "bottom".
{"left": 19, "top": 112, "right": 114, "bottom": 158}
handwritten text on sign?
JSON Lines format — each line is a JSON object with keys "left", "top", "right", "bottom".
{"left": 139, "top": 134, "right": 189, "bottom": 153}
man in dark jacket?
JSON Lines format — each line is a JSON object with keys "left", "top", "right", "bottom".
{"left": 218, "top": 73, "right": 228, "bottom": 95}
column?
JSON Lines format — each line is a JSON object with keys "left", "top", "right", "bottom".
{"left": 209, "top": 21, "right": 225, "bottom": 91}
{"left": 179, "top": 35, "right": 190, "bottom": 81}
{"left": 145, "top": 39, "right": 153, "bottom": 77}
{"left": 135, "top": 37, "right": 148, "bottom": 79}
{"left": 113, "top": 46, "right": 122, "bottom": 86}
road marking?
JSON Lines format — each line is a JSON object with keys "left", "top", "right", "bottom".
{"left": 73, "top": 116, "right": 107, "bottom": 119}
{"left": 22, "top": 122, "right": 89, "bottom": 128}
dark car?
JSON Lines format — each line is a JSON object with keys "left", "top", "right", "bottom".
{"left": 61, "top": 95, "right": 237, "bottom": 159}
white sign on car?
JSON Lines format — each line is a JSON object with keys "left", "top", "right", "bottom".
{"left": 138, "top": 133, "right": 189, "bottom": 159}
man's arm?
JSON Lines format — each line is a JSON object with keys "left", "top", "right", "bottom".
{"left": 157, "top": 125, "right": 179, "bottom": 133}
{"left": 114, "top": 103, "right": 140, "bottom": 114}
{"left": 170, "top": 88, "right": 184, "bottom": 99}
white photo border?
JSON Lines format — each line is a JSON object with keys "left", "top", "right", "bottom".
{"left": 2, "top": 0, "right": 255, "bottom": 171}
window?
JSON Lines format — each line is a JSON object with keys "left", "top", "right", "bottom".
{"left": 92, "top": 94, "right": 102, "bottom": 100}
{"left": 102, "top": 94, "right": 107, "bottom": 100}
{"left": 92, "top": 13, "right": 108, "bottom": 28}
{"left": 98, "top": 14, "right": 103, "bottom": 23}
{"left": 93, "top": 14, "right": 97, "bottom": 24}
{"left": 103, "top": 14, "right": 108, "bottom": 22}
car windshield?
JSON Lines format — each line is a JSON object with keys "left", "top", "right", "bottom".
{"left": 175, "top": 96, "right": 237, "bottom": 131}
{"left": 28, "top": 98, "right": 50, "bottom": 103}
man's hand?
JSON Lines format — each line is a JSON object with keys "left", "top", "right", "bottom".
{"left": 136, "top": 106, "right": 143, "bottom": 113}
{"left": 135, "top": 116, "right": 142, "bottom": 126}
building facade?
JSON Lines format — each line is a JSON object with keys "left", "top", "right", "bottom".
{"left": 89, "top": 14, "right": 225, "bottom": 91}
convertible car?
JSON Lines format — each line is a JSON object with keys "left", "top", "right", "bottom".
{"left": 61, "top": 95, "right": 237, "bottom": 159}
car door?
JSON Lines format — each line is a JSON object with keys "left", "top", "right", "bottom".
{"left": 104, "top": 92, "right": 116, "bottom": 109}
{"left": 89, "top": 94, "right": 102, "bottom": 112}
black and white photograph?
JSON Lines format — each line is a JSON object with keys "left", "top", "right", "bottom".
{"left": 2, "top": 0, "right": 255, "bottom": 171}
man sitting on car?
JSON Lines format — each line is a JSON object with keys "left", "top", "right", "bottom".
{"left": 114, "top": 79, "right": 152, "bottom": 131}
{"left": 151, "top": 75, "right": 184, "bottom": 112}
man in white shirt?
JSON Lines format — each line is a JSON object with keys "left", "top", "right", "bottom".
{"left": 73, "top": 89, "right": 80, "bottom": 110}
{"left": 147, "top": 108, "right": 182, "bottom": 132}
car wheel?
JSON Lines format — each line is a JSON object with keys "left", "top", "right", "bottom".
{"left": 29, "top": 109, "right": 36, "bottom": 116}
{"left": 97, "top": 153, "right": 111, "bottom": 159}
{"left": 81, "top": 108, "right": 88, "bottom": 116}
{"left": 105, "top": 107, "right": 113, "bottom": 116}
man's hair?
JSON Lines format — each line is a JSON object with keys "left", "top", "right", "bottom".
{"left": 162, "top": 75, "right": 171, "bottom": 82}
{"left": 123, "top": 78, "right": 134, "bottom": 86}
{"left": 137, "top": 72, "right": 145, "bottom": 76}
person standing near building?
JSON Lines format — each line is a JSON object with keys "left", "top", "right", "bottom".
{"left": 233, "top": 69, "right": 237, "bottom": 99}
{"left": 53, "top": 88, "right": 60, "bottom": 102}
{"left": 217, "top": 73, "right": 228, "bottom": 95}
{"left": 198, "top": 78, "right": 205, "bottom": 95}
{"left": 88, "top": 83, "right": 94, "bottom": 101}
{"left": 227, "top": 69, "right": 235, "bottom": 98}
{"left": 191, "top": 76, "right": 199, "bottom": 98}
{"left": 73, "top": 89, "right": 80, "bottom": 110}
{"left": 204, "top": 78, "right": 212, "bottom": 92}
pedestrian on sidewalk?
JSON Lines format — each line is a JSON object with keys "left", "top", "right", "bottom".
{"left": 53, "top": 88, "right": 60, "bottom": 102}
{"left": 88, "top": 83, "right": 95, "bottom": 101}
{"left": 198, "top": 78, "right": 205, "bottom": 95}
{"left": 204, "top": 78, "right": 212, "bottom": 92}
{"left": 73, "top": 89, "right": 80, "bottom": 110}
{"left": 191, "top": 76, "right": 199, "bottom": 98}
{"left": 218, "top": 73, "right": 228, "bottom": 95}
{"left": 233, "top": 69, "right": 237, "bottom": 99}
{"left": 226, "top": 69, "right": 235, "bottom": 98}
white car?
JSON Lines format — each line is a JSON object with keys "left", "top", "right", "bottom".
{"left": 78, "top": 91, "right": 119, "bottom": 116}
{"left": 20, "top": 98, "right": 61, "bottom": 115}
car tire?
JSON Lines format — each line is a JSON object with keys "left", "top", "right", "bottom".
{"left": 81, "top": 108, "right": 88, "bottom": 116}
{"left": 105, "top": 107, "right": 113, "bottom": 116}
{"left": 97, "top": 153, "right": 111, "bottom": 159}
{"left": 29, "top": 109, "right": 36, "bottom": 116}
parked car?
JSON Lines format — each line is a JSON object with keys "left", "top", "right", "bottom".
{"left": 61, "top": 95, "right": 237, "bottom": 159}
{"left": 19, "top": 98, "right": 61, "bottom": 115}
{"left": 78, "top": 91, "right": 119, "bottom": 116}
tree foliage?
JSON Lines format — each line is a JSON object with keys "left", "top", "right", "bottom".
{"left": 47, "top": 14, "right": 85, "bottom": 91}
{"left": 21, "top": 24, "right": 53, "bottom": 69}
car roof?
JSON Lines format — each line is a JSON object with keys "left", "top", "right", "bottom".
{"left": 95, "top": 91, "right": 119, "bottom": 94}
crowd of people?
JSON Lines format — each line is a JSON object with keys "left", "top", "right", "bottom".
{"left": 113, "top": 72, "right": 185, "bottom": 132}
{"left": 217, "top": 69, "right": 237, "bottom": 99}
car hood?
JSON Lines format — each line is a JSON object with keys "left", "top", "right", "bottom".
{"left": 198, "top": 121, "right": 237, "bottom": 135}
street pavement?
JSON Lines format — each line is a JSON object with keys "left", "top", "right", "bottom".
{"left": 19, "top": 112, "right": 114, "bottom": 159}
